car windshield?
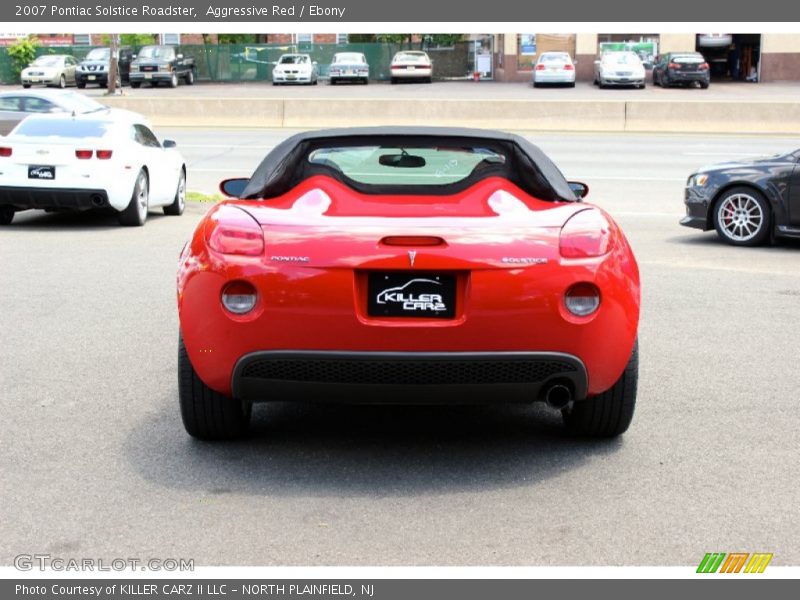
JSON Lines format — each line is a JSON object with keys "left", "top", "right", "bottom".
{"left": 280, "top": 55, "right": 308, "bottom": 64}
{"left": 58, "top": 92, "right": 107, "bottom": 113}
{"left": 395, "top": 53, "right": 428, "bottom": 62}
{"left": 32, "top": 56, "right": 62, "bottom": 67}
{"left": 308, "top": 145, "right": 507, "bottom": 186}
{"left": 14, "top": 118, "right": 115, "bottom": 138}
{"left": 603, "top": 53, "right": 641, "bottom": 65}
{"left": 540, "top": 54, "right": 570, "bottom": 63}
{"left": 138, "top": 46, "right": 175, "bottom": 60}
{"left": 85, "top": 48, "right": 110, "bottom": 61}
{"left": 333, "top": 53, "right": 364, "bottom": 64}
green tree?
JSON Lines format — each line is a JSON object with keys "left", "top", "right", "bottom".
{"left": 217, "top": 34, "right": 257, "bottom": 44}
{"left": 7, "top": 36, "right": 40, "bottom": 78}
{"left": 377, "top": 34, "right": 414, "bottom": 47}
{"left": 348, "top": 34, "right": 377, "bottom": 43}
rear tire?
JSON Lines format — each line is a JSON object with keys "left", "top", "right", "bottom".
{"left": 563, "top": 340, "right": 638, "bottom": 437}
{"left": 0, "top": 206, "right": 14, "bottom": 225}
{"left": 58, "top": 75, "right": 66, "bottom": 89}
{"left": 130, "top": 81, "right": 141, "bottom": 88}
{"left": 390, "top": 77, "right": 397, "bottom": 84}
{"left": 163, "top": 169, "right": 185, "bottom": 216}
{"left": 169, "top": 72, "right": 178, "bottom": 88}
{"left": 77, "top": 81, "right": 86, "bottom": 89}
{"left": 22, "top": 84, "right": 31, "bottom": 89}
{"left": 118, "top": 169, "right": 149, "bottom": 226}
{"left": 179, "top": 334, "right": 251, "bottom": 440}
{"left": 185, "top": 69, "right": 194, "bottom": 85}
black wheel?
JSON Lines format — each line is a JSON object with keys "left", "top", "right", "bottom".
{"left": 179, "top": 334, "right": 251, "bottom": 440}
{"left": 185, "top": 69, "right": 194, "bottom": 85}
{"left": 22, "top": 84, "right": 31, "bottom": 89}
{"left": 363, "top": 78, "right": 369, "bottom": 85}
{"left": 77, "top": 81, "right": 86, "bottom": 89}
{"left": 700, "top": 82, "right": 709, "bottom": 89}
{"left": 713, "top": 186, "right": 770, "bottom": 246}
{"left": 163, "top": 169, "right": 186, "bottom": 216}
{"left": 118, "top": 168, "right": 149, "bottom": 226}
{"left": 390, "top": 77, "right": 397, "bottom": 84}
{"left": 169, "top": 72, "right": 178, "bottom": 88}
{"left": 130, "top": 81, "right": 141, "bottom": 88}
{"left": 0, "top": 206, "right": 14, "bottom": 225}
{"left": 533, "top": 81, "right": 540, "bottom": 88}
{"left": 568, "top": 81, "right": 575, "bottom": 88}
{"left": 663, "top": 75, "right": 671, "bottom": 88}
{"left": 563, "top": 340, "right": 638, "bottom": 437}
{"left": 330, "top": 78, "right": 336, "bottom": 85}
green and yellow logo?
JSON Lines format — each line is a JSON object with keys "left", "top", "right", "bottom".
{"left": 697, "top": 552, "right": 773, "bottom": 574}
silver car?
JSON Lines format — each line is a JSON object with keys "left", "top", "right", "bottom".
{"left": 533, "top": 52, "right": 577, "bottom": 87}
{"left": 329, "top": 52, "right": 369, "bottom": 85}
{"left": 21, "top": 55, "right": 78, "bottom": 89}
{"left": 0, "top": 89, "right": 106, "bottom": 136}
{"left": 594, "top": 51, "right": 646, "bottom": 89}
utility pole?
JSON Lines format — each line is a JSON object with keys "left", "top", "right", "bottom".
{"left": 107, "top": 33, "right": 119, "bottom": 95}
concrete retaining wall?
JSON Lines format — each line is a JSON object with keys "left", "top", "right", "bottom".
{"left": 101, "top": 96, "right": 800, "bottom": 134}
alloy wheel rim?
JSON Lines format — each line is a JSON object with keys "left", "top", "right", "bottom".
{"left": 137, "top": 173, "right": 148, "bottom": 216}
{"left": 718, "top": 193, "right": 763, "bottom": 241}
{"left": 177, "top": 175, "right": 186, "bottom": 210}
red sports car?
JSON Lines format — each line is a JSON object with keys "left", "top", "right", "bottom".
{"left": 177, "top": 128, "right": 640, "bottom": 440}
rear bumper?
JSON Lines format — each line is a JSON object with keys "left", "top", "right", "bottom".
{"left": 667, "top": 71, "right": 710, "bottom": 83}
{"left": 534, "top": 72, "right": 576, "bottom": 83}
{"left": 391, "top": 69, "right": 433, "bottom": 78}
{"left": 0, "top": 186, "right": 109, "bottom": 210}
{"left": 232, "top": 350, "right": 588, "bottom": 404}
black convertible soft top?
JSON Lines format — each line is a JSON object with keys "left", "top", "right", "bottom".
{"left": 240, "top": 127, "right": 578, "bottom": 202}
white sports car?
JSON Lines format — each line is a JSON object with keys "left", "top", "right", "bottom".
{"left": 0, "top": 109, "right": 185, "bottom": 226}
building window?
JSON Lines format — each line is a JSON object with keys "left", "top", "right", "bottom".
{"left": 73, "top": 34, "right": 91, "bottom": 46}
{"left": 336, "top": 33, "right": 348, "bottom": 45}
{"left": 160, "top": 33, "right": 181, "bottom": 45}
{"left": 294, "top": 33, "right": 313, "bottom": 44}
{"left": 517, "top": 34, "right": 537, "bottom": 69}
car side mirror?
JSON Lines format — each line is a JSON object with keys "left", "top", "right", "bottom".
{"left": 220, "top": 178, "right": 249, "bottom": 198}
{"left": 177, "top": 54, "right": 184, "bottom": 60}
{"left": 132, "top": 54, "right": 137, "bottom": 59}
{"left": 568, "top": 181, "right": 589, "bottom": 199}
{"left": 163, "top": 139, "right": 177, "bottom": 149}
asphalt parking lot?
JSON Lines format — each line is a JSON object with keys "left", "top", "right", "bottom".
{"left": 64, "top": 79, "right": 800, "bottom": 101}
{"left": 1, "top": 130, "right": 799, "bottom": 566}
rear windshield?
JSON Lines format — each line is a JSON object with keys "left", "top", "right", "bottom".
{"left": 539, "top": 53, "right": 570, "bottom": 62}
{"left": 308, "top": 145, "right": 507, "bottom": 186}
{"left": 85, "top": 48, "right": 110, "bottom": 60}
{"left": 14, "top": 119, "right": 114, "bottom": 138}
{"left": 672, "top": 54, "right": 705, "bottom": 63}
{"left": 333, "top": 53, "right": 364, "bottom": 63}
{"left": 395, "top": 53, "right": 428, "bottom": 62}
{"left": 603, "top": 53, "right": 641, "bottom": 65}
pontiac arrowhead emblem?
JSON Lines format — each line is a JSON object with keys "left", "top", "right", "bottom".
{"left": 408, "top": 250, "right": 417, "bottom": 268}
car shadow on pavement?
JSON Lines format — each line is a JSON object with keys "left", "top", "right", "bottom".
{"left": 2, "top": 209, "right": 167, "bottom": 230}
{"left": 125, "top": 397, "right": 625, "bottom": 497}
{"left": 666, "top": 233, "right": 800, "bottom": 249}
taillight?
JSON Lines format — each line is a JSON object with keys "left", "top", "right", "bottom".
{"left": 559, "top": 209, "right": 613, "bottom": 258}
{"left": 668, "top": 62, "right": 680, "bottom": 69}
{"left": 0, "top": 147, "right": 11, "bottom": 157}
{"left": 75, "top": 149, "right": 93, "bottom": 159}
{"left": 564, "top": 283, "right": 601, "bottom": 316}
{"left": 221, "top": 280, "right": 258, "bottom": 314}
{"left": 535, "top": 64, "right": 546, "bottom": 70}
{"left": 206, "top": 205, "right": 264, "bottom": 257}
{"left": 700, "top": 62, "right": 709, "bottom": 70}
{"left": 96, "top": 150, "right": 113, "bottom": 160}
{"left": 563, "top": 64, "right": 574, "bottom": 70}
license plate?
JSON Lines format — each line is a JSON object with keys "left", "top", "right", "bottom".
{"left": 408, "top": 66, "right": 416, "bottom": 71}
{"left": 88, "top": 75, "right": 96, "bottom": 81}
{"left": 144, "top": 73, "right": 152, "bottom": 79}
{"left": 368, "top": 273, "right": 456, "bottom": 319}
{"left": 346, "top": 69, "right": 353, "bottom": 75}
{"left": 287, "top": 75, "right": 296, "bottom": 80}
{"left": 30, "top": 77, "right": 39, "bottom": 82}
{"left": 28, "top": 165, "right": 55, "bottom": 180}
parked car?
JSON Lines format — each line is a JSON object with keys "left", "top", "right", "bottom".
{"left": 390, "top": 51, "right": 433, "bottom": 83}
{"left": 0, "top": 108, "right": 186, "bottom": 226}
{"left": 653, "top": 52, "right": 710, "bottom": 88}
{"left": 76, "top": 46, "right": 134, "bottom": 88}
{"left": 533, "top": 52, "right": 576, "bottom": 87}
{"left": 272, "top": 54, "right": 318, "bottom": 85}
{"left": 594, "top": 51, "right": 646, "bottom": 88}
{"left": 129, "top": 45, "right": 195, "bottom": 88}
{"left": 175, "top": 127, "right": 641, "bottom": 440}
{"left": 0, "top": 90, "right": 106, "bottom": 136}
{"left": 329, "top": 52, "right": 369, "bottom": 85}
{"left": 21, "top": 55, "right": 78, "bottom": 89}
{"left": 682, "top": 149, "right": 800, "bottom": 246}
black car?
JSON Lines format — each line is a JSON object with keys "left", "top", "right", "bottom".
{"left": 129, "top": 45, "right": 195, "bottom": 88}
{"left": 653, "top": 52, "right": 710, "bottom": 88}
{"left": 682, "top": 150, "right": 800, "bottom": 245}
{"left": 76, "top": 46, "right": 134, "bottom": 88}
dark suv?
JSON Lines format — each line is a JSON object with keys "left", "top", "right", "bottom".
{"left": 129, "top": 45, "right": 195, "bottom": 88}
{"left": 653, "top": 52, "right": 710, "bottom": 88}
{"left": 76, "top": 46, "right": 134, "bottom": 88}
